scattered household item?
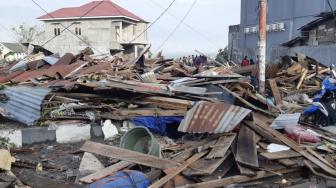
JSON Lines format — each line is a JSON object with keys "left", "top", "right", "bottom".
{"left": 120, "top": 127, "right": 161, "bottom": 157}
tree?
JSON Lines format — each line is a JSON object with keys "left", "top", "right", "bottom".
{"left": 215, "top": 46, "right": 229, "bottom": 63}
{"left": 12, "top": 23, "right": 43, "bottom": 43}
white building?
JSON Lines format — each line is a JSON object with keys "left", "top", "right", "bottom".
{"left": 36, "top": 0, "right": 149, "bottom": 59}
{"left": 0, "top": 43, "right": 27, "bottom": 62}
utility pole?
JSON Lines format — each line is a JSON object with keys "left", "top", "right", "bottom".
{"left": 258, "top": 0, "right": 267, "bottom": 95}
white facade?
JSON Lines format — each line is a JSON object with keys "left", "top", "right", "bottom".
{"left": 0, "top": 43, "right": 27, "bottom": 62}
{"left": 36, "top": 18, "right": 149, "bottom": 57}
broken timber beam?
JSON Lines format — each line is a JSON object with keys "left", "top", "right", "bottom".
{"left": 253, "top": 115, "right": 336, "bottom": 177}
{"left": 149, "top": 151, "right": 207, "bottom": 188}
{"left": 79, "top": 161, "right": 132, "bottom": 184}
{"left": 219, "top": 85, "right": 275, "bottom": 117}
{"left": 80, "top": 141, "right": 179, "bottom": 169}
{"left": 177, "top": 168, "right": 299, "bottom": 188}
{"left": 268, "top": 79, "right": 282, "bottom": 105}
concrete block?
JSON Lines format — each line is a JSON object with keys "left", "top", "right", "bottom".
{"left": 21, "top": 127, "right": 56, "bottom": 146}
{"left": 56, "top": 124, "right": 91, "bottom": 143}
{"left": 0, "top": 129, "right": 22, "bottom": 147}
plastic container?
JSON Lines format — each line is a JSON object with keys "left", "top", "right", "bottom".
{"left": 120, "top": 127, "right": 160, "bottom": 157}
{"left": 284, "top": 125, "right": 321, "bottom": 143}
{"left": 90, "top": 170, "right": 150, "bottom": 188}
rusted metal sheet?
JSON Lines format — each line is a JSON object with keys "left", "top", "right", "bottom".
{"left": 178, "top": 101, "right": 251, "bottom": 134}
{"left": 11, "top": 70, "right": 45, "bottom": 83}
{"left": 54, "top": 53, "right": 75, "bottom": 66}
{"left": 77, "top": 62, "right": 112, "bottom": 75}
{"left": 0, "top": 71, "right": 24, "bottom": 83}
{"left": 43, "top": 61, "right": 87, "bottom": 78}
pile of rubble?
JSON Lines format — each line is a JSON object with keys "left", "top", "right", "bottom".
{"left": 0, "top": 46, "right": 336, "bottom": 188}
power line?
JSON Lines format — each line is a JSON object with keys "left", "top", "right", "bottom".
{"left": 30, "top": 0, "right": 106, "bottom": 55}
{"left": 327, "top": 0, "right": 336, "bottom": 19}
{"left": 154, "top": 0, "right": 198, "bottom": 53}
{"left": 129, "top": 0, "right": 177, "bottom": 43}
{"left": 148, "top": 0, "right": 220, "bottom": 49}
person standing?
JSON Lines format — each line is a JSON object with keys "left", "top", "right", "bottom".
{"left": 241, "top": 56, "right": 250, "bottom": 67}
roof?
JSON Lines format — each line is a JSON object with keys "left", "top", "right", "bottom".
{"left": 0, "top": 43, "right": 27, "bottom": 53}
{"left": 282, "top": 36, "right": 308, "bottom": 47}
{"left": 37, "top": 0, "right": 144, "bottom": 22}
{"left": 299, "top": 11, "right": 336, "bottom": 32}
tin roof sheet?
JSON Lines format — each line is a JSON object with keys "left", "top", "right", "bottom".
{"left": 178, "top": 101, "right": 251, "bottom": 134}
{"left": 0, "top": 86, "right": 51, "bottom": 125}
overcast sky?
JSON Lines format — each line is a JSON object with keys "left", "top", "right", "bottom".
{"left": 0, "top": 0, "right": 241, "bottom": 56}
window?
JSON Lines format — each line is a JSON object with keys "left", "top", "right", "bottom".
{"left": 115, "top": 25, "right": 120, "bottom": 41}
{"left": 54, "top": 28, "right": 61, "bottom": 36}
{"left": 132, "top": 25, "right": 136, "bottom": 36}
{"left": 75, "top": 27, "right": 82, "bottom": 35}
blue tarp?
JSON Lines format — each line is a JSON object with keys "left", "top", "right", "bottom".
{"left": 132, "top": 116, "right": 183, "bottom": 136}
{"left": 90, "top": 170, "right": 150, "bottom": 188}
{"left": 304, "top": 78, "right": 336, "bottom": 114}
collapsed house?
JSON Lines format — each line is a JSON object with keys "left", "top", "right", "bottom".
{"left": 0, "top": 45, "right": 335, "bottom": 188}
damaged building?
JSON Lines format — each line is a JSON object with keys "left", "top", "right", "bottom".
{"left": 231, "top": 0, "right": 336, "bottom": 63}
{"left": 35, "top": 0, "right": 149, "bottom": 59}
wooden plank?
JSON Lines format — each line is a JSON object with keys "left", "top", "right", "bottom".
{"left": 220, "top": 86, "right": 275, "bottom": 117}
{"left": 305, "top": 68, "right": 330, "bottom": 80}
{"left": 201, "top": 153, "right": 235, "bottom": 182}
{"left": 80, "top": 141, "right": 179, "bottom": 169}
{"left": 144, "top": 96, "right": 193, "bottom": 110}
{"left": 231, "top": 137, "right": 256, "bottom": 176}
{"left": 116, "top": 109, "right": 186, "bottom": 117}
{"left": 79, "top": 161, "right": 132, "bottom": 183}
{"left": 260, "top": 150, "right": 301, "bottom": 160}
{"left": 177, "top": 168, "right": 299, "bottom": 188}
{"left": 244, "top": 121, "right": 282, "bottom": 144}
{"left": 268, "top": 79, "right": 282, "bottom": 105}
{"left": 205, "top": 134, "right": 236, "bottom": 159}
{"left": 306, "top": 147, "right": 335, "bottom": 169}
{"left": 253, "top": 114, "right": 336, "bottom": 177}
{"left": 296, "top": 68, "right": 308, "bottom": 90}
{"left": 183, "top": 158, "right": 225, "bottom": 176}
{"left": 236, "top": 125, "right": 259, "bottom": 168}
{"left": 149, "top": 151, "right": 207, "bottom": 188}
{"left": 278, "top": 159, "right": 297, "bottom": 167}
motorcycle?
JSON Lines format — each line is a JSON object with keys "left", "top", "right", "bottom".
{"left": 303, "top": 65, "right": 336, "bottom": 127}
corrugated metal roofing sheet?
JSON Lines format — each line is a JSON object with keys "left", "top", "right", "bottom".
{"left": 178, "top": 101, "right": 251, "bottom": 134}
{"left": 0, "top": 86, "right": 51, "bottom": 126}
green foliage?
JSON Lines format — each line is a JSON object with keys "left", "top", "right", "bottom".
{"left": 215, "top": 47, "right": 229, "bottom": 63}
{"left": 12, "top": 23, "right": 43, "bottom": 43}
{"left": 0, "top": 137, "right": 15, "bottom": 149}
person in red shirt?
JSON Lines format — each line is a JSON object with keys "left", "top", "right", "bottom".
{"left": 241, "top": 56, "right": 250, "bottom": 67}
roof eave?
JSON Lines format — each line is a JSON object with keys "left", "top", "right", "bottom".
{"left": 37, "top": 15, "right": 143, "bottom": 22}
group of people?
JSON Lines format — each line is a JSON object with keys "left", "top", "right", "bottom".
{"left": 241, "top": 56, "right": 257, "bottom": 67}
{"left": 177, "top": 55, "right": 201, "bottom": 66}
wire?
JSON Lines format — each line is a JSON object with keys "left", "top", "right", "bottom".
{"left": 129, "top": 0, "right": 177, "bottom": 43}
{"left": 327, "top": 0, "right": 336, "bottom": 19}
{"left": 148, "top": 0, "right": 220, "bottom": 49}
{"left": 154, "top": 0, "right": 198, "bottom": 53}
{"left": 30, "top": 0, "right": 106, "bottom": 55}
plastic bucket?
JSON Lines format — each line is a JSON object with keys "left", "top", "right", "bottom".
{"left": 120, "top": 127, "right": 160, "bottom": 157}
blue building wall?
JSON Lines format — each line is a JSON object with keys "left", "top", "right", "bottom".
{"left": 239, "top": 0, "right": 336, "bottom": 59}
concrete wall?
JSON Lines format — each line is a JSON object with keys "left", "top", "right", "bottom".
{"left": 36, "top": 18, "right": 148, "bottom": 56}
{"left": 239, "top": 0, "right": 336, "bottom": 61}
{"left": 268, "top": 44, "right": 336, "bottom": 67}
